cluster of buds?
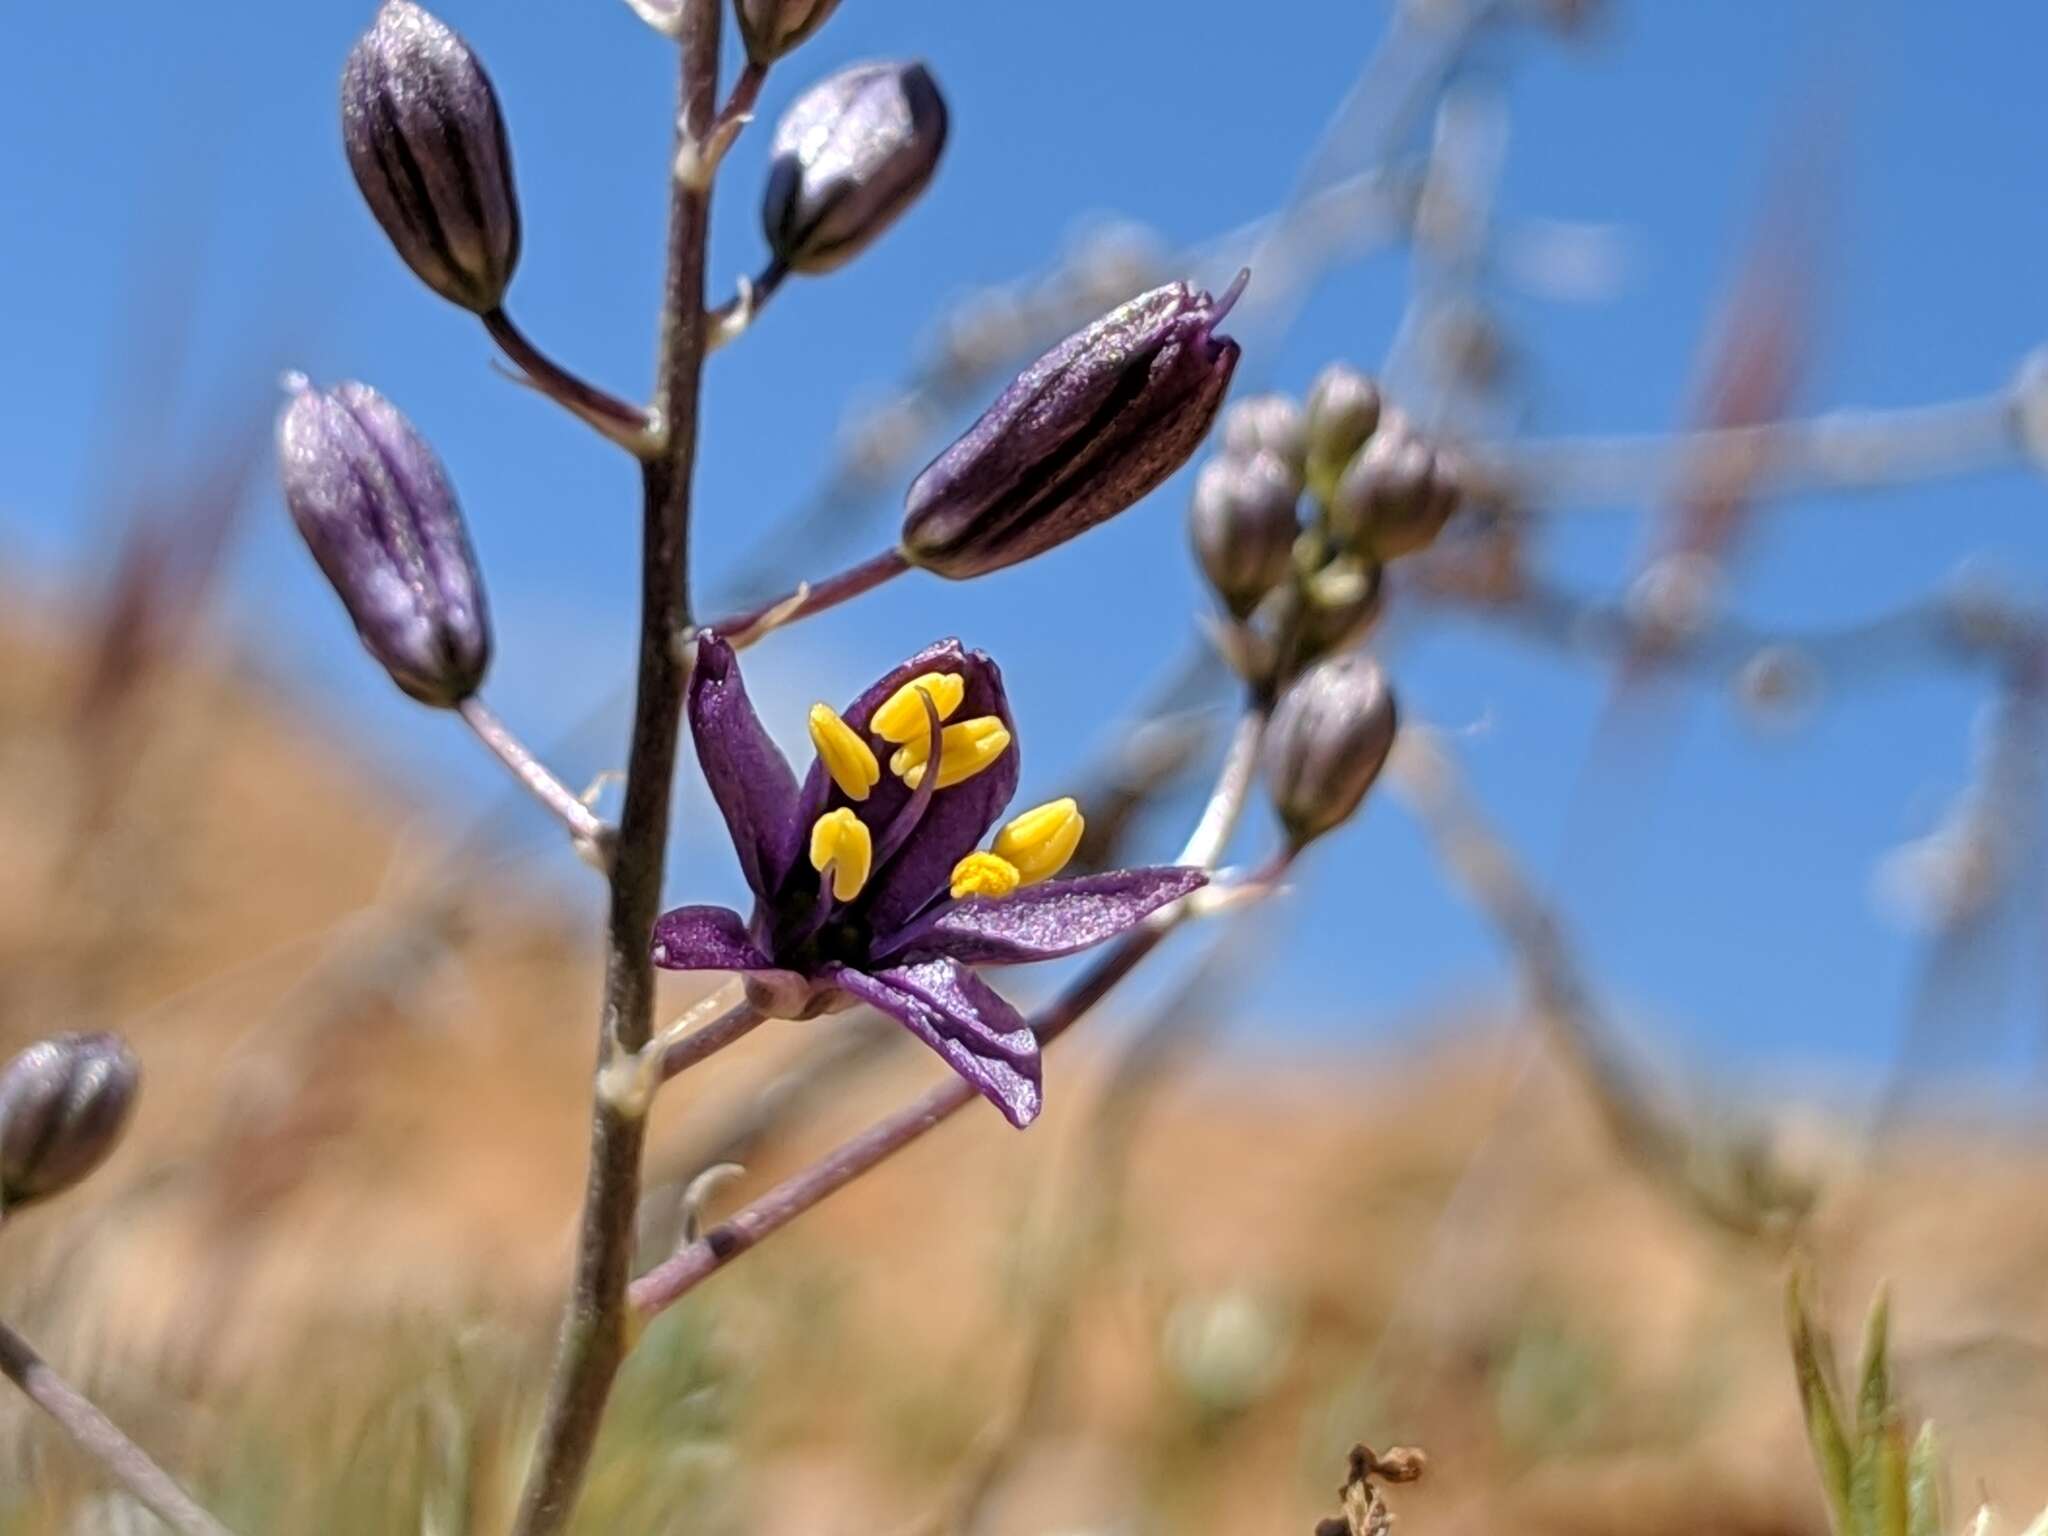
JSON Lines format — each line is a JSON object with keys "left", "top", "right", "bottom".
{"left": 0, "top": 1033, "right": 139, "bottom": 1215}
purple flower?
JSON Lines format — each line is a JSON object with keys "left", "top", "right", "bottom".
{"left": 653, "top": 635, "right": 1205, "bottom": 1127}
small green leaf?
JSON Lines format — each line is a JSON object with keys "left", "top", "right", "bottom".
{"left": 1788, "top": 1272, "right": 1854, "bottom": 1532}
{"left": 1906, "top": 1422, "right": 1944, "bottom": 1536}
{"left": 1856, "top": 1285, "right": 1893, "bottom": 1439}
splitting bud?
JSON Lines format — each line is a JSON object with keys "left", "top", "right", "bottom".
{"left": 1303, "top": 363, "right": 1383, "bottom": 499}
{"left": 736, "top": 0, "right": 842, "bottom": 62}
{"left": 1190, "top": 451, "right": 1301, "bottom": 619}
{"left": 277, "top": 378, "right": 492, "bottom": 707}
{"left": 0, "top": 1033, "right": 139, "bottom": 1214}
{"left": 1327, "top": 415, "right": 1463, "bottom": 560}
{"left": 1264, "top": 653, "right": 1398, "bottom": 848}
{"left": 903, "top": 276, "right": 1245, "bottom": 578}
{"left": 762, "top": 61, "right": 948, "bottom": 277}
{"left": 343, "top": 1, "right": 521, "bottom": 313}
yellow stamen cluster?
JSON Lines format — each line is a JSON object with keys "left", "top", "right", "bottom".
{"left": 808, "top": 703, "right": 880, "bottom": 801}
{"left": 949, "top": 851, "right": 1022, "bottom": 901}
{"left": 872, "top": 672, "right": 966, "bottom": 743}
{"left": 891, "top": 716, "right": 1013, "bottom": 790}
{"left": 948, "top": 798, "right": 1086, "bottom": 903}
{"left": 808, "top": 807, "right": 872, "bottom": 901}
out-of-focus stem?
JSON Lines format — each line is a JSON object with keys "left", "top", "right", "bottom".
{"left": 457, "top": 696, "right": 612, "bottom": 868}
{"left": 658, "top": 997, "right": 767, "bottom": 1083}
{"left": 0, "top": 1319, "right": 236, "bottom": 1536}
{"left": 481, "top": 308, "right": 655, "bottom": 454}
{"left": 706, "top": 546, "right": 914, "bottom": 648}
{"left": 510, "top": 3, "right": 724, "bottom": 1531}
{"left": 1178, "top": 706, "right": 1267, "bottom": 866}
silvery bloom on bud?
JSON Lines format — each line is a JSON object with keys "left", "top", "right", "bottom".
{"left": 737, "top": 0, "right": 841, "bottom": 62}
{"left": 0, "top": 1034, "right": 139, "bottom": 1213}
{"left": 278, "top": 379, "right": 492, "bottom": 708}
{"left": 342, "top": 1, "right": 521, "bottom": 313}
{"left": 1190, "top": 451, "right": 1300, "bottom": 619}
{"left": 1264, "top": 653, "right": 1398, "bottom": 848}
{"left": 1327, "top": 414, "right": 1463, "bottom": 561}
{"left": 1304, "top": 363, "right": 1382, "bottom": 497}
{"left": 902, "top": 276, "right": 1246, "bottom": 579}
{"left": 762, "top": 61, "right": 948, "bottom": 277}
{"left": 1219, "top": 394, "right": 1308, "bottom": 480}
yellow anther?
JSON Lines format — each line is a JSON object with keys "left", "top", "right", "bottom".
{"left": 871, "top": 671, "right": 966, "bottom": 744}
{"left": 890, "top": 716, "right": 1012, "bottom": 790}
{"left": 808, "top": 703, "right": 880, "bottom": 801}
{"left": 950, "top": 851, "right": 1022, "bottom": 901}
{"left": 992, "top": 797, "right": 1084, "bottom": 886}
{"left": 807, "top": 807, "right": 872, "bottom": 902}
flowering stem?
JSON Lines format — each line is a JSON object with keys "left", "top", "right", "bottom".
{"left": 457, "top": 696, "right": 613, "bottom": 868}
{"left": 658, "top": 998, "right": 767, "bottom": 1082}
{"left": 706, "top": 546, "right": 914, "bottom": 647}
{"left": 510, "top": 3, "right": 723, "bottom": 1531}
{"left": 0, "top": 1317, "right": 237, "bottom": 1536}
{"left": 480, "top": 307, "right": 655, "bottom": 454}
{"left": 628, "top": 710, "right": 1277, "bottom": 1320}
{"left": 1177, "top": 706, "right": 1267, "bottom": 866}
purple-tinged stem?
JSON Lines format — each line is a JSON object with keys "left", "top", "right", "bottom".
{"left": 659, "top": 999, "right": 767, "bottom": 1082}
{"left": 457, "top": 696, "right": 612, "bottom": 866}
{"left": 0, "top": 1318, "right": 236, "bottom": 1536}
{"left": 707, "top": 546, "right": 914, "bottom": 648}
{"left": 510, "top": 2, "right": 724, "bottom": 1531}
{"left": 482, "top": 308, "right": 654, "bottom": 453}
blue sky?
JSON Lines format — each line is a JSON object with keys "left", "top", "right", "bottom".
{"left": 5, "top": 1, "right": 2047, "bottom": 1094}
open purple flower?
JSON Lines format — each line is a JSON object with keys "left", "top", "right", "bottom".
{"left": 653, "top": 635, "right": 1205, "bottom": 1127}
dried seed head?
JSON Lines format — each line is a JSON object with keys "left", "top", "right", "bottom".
{"left": 903, "top": 275, "right": 1245, "bottom": 579}
{"left": 1219, "top": 394, "right": 1308, "bottom": 479}
{"left": 277, "top": 378, "right": 492, "bottom": 707}
{"left": 762, "top": 61, "right": 948, "bottom": 276}
{"left": 1265, "top": 652, "right": 1398, "bottom": 848}
{"left": 1189, "top": 451, "right": 1300, "bottom": 619}
{"left": 0, "top": 1034, "right": 139, "bottom": 1213}
{"left": 342, "top": 1, "right": 521, "bottom": 313}
{"left": 1327, "top": 414, "right": 1463, "bottom": 560}
{"left": 736, "top": 0, "right": 842, "bottom": 62}
{"left": 1304, "top": 363, "right": 1383, "bottom": 496}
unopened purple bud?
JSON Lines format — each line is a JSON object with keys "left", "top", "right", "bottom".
{"left": 1304, "top": 364, "right": 1383, "bottom": 497}
{"left": 277, "top": 379, "right": 491, "bottom": 707}
{"left": 1190, "top": 451, "right": 1300, "bottom": 619}
{"left": 343, "top": 1, "right": 521, "bottom": 313}
{"left": 1264, "top": 653, "right": 1398, "bottom": 848}
{"left": 902, "top": 276, "right": 1246, "bottom": 579}
{"left": 0, "top": 1033, "right": 138, "bottom": 1213}
{"left": 1327, "top": 414, "right": 1463, "bottom": 561}
{"left": 736, "top": 0, "right": 841, "bottom": 62}
{"left": 762, "top": 61, "right": 947, "bottom": 277}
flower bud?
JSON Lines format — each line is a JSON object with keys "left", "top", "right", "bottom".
{"left": 1219, "top": 395, "right": 1308, "bottom": 479}
{"left": 1326, "top": 415, "right": 1462, "bottom": 560}
{"left": 0, "top": 1034, "right": 139, "bottom": 1213}
{"left": 1304, "top": 364, "right": 1382, "bottom": 498}
{"left": 342, "top": 1, "right": 521, "bottom": 313}
{"left": 277, "top": 379, "right": 491, "bottom": 707}
{"left": 1264, "top": 653, "right": 1398, "bottom": 848}
{"left": 762, "top": 61, "right": 948, "bottom": 277}
{"left": 1190, "top": 452, "right": 1300, "bottom": 619}
{"left": 1298, "top": 555, "right": 1385, "bottom": 659}
{"left": 903, "top": 276, "right": 1245, "bottom": 578}
{"left": 736, "top": 0, "right": 841, "bottom": 62}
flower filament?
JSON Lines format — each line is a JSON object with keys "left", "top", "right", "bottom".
{"left": 808, "top": 807, "right": 873, "bottom": 901}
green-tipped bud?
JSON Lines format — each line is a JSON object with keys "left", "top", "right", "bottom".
{"left": 1264, "top": 653, "right": 1398, "bottom": 848}
{"left": 1327, "top": 415, "right": 1462, "bottom": 560}
{"left": 1190, "top": 451, "right": 1300, "bottom": 619}
{"left": 1299, "top": 555, "right": 1385, "bottom": 659}
{"left": 1218, "top": 394, "right": 1308, "bottom": 480}
{"left": 0, "top": 1033, "right": 139, "bottom": 1213}
{"left": 736, "top": 0, "right": 841, "bottom": 62}
{"left": 1303, "top": 364, "right": 1382, "bottom": 498}
{"left": 342, "top": 2, "right": 521, "bottom": 313}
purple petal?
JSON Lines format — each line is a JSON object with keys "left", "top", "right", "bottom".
{"left": 828, "top": 960, "right": 1042, "bottom": 1127}
{"left": 875, "top": 866, "right": 1207, "bottom": 967}
{"left": 690, "top": 633, "right": 801, "bottom": 899}
{"left": 786, "top": 639, "right": 1019, "bottom": 933}
{"left": 651, "top": 905, "right": 779, "bottom": 972}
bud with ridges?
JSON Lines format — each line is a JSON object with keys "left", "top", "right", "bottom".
{"left": 342, "top": 1, "right": 521, "bottom": 313}
{"left": 1219, "top": 395, "right": 1308, "bottom": 480}
{"left": 903, "top": 274, "right": 1246, "bottom": 578}
{"left": 1298, "top": 555, "right": 1385, "bottom": 659}
{"left": 737, "top": 0, "right": 841, "bottom": 62}
{"left": 1264, "top": 653, "right": 1398, "bottom": 848}
{"left": 1327, "top": 414, "right": 1462, "bottom": 560}
{"left": 0, "top": 1033, "right": 139, "bottom": 1213}
{"left": 278, "top": 378, "right": 492, "bottom": 707}
{"left": 1304, "top": 363, "right": 1382, "bottom": 500}
{"left": 1190, "top": 451, "right": 1300, "bottom": 619}
{"left": 762, "top": 61, "right": 947, "bottom": 278}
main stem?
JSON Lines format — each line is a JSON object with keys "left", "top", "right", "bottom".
{"left": 510, "top": 6, "right": 721, "bottom": 1532}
